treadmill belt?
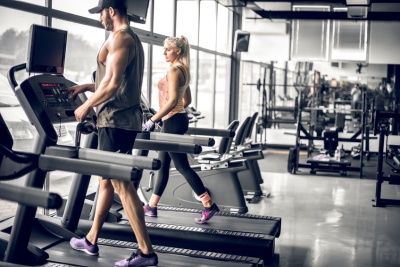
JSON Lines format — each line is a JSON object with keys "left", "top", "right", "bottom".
{"left": 46, "top": 240, "right": 261, "bottom": 267}
{"left": 86, "top": 207, "right": 279, "bottom": 263}
{"left": 120, "top": 207, "right": 281, "bottom": 237}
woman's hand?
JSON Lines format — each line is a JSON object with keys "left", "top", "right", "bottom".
{"left": 142, "top": 119, "right": 155, "bottom": 131}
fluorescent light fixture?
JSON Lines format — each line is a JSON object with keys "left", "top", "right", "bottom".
{"left": 346, "top": 0, "right": 370, "bottom": 5}
{"left": 347, "top": 6, "right": 368, "bottom": 18}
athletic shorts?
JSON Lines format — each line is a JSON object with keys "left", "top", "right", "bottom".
{"left": 97, "top": 127, "right": 138, "bottom": 179}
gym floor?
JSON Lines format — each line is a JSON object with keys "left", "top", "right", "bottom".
{"left": 255, "top": 150, "right": 400, "bottom": 267}
{"left": 1, "top": 150, "right": 399, "bottom": 267}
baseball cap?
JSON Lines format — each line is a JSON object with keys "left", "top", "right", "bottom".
{"left": 89, "top": 0, "right": 127, "bottom": 14}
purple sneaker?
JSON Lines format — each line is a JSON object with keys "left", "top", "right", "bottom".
{"left": 70, "top": 237, "right": 99, "bottom": 256}
{"left": 143, "top": 204, "right": 157, "bottom": 217}
{"left": 114, "top": 249, "right": 158, "bottom": 267}
{"left": 195, "top": 203, "right": 220, "bottom": 224}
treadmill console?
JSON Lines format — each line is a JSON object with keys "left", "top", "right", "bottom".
{"left": 39, "top": 82, "right": 71, "bottom": 107}
{"left": 17, "top": 74, "right": 95, "bottom": 124}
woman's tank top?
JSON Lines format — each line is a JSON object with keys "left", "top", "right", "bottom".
{"left": 158, "top": 65, "right": 189, "bottom": 121}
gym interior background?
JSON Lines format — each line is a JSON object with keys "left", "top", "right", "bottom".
{"left": 0, "top": 0, "right": 400, "bottom": 266}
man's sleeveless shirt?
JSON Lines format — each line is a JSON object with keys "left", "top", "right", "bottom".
{"left": 95, "top": 28, "right": 144, "bottom": 131}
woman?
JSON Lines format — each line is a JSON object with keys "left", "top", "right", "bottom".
{"left": 142, "top": 36, "right": 219, "bottom": 224}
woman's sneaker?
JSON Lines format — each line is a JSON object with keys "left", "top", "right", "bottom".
{"left": 114, "top": 249, "right": 158, "bottom": 267}
{"left": 143, "top": 204, "right": 157, "bottom": 217}
{"left": 70, "top": 237, "right": 99, "bottom": 256}
{"left": 195, "top": 203, "right": 220, "bottom": 224}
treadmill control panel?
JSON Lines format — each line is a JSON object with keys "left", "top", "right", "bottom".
{"left": 18, "top": 74, "right": 96, "bottom": 125}
{"left": 38, "top": 83, "right": 72, "bottom": 107}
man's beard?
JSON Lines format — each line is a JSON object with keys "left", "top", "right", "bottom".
{"left": 104, "top": 12, "right": 113, "bottom": 31}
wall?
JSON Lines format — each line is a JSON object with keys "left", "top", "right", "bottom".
{"left": 241, "top": 7, "right": 290, "bottom": 62}
{"left": 242, "top": 4, "right": 400, "bottom": 65}
{"left": 369, "top": 3, "right": 400, "bottom": 64}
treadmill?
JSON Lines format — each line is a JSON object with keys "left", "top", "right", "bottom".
{"left": 0, "top": 25, "right": 263, "bottom": 267}
{"left": 0, "top": 114, "right": 262, "bottom": 267}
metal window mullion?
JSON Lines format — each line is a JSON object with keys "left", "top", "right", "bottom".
{"left": 147, "top": 44, "right": 153, "bottom": 104}
{"left": 45, "top": 0, "right": 51, "bottom": 27}
{"left": 295, "top": 19, "right": 299, "bottom": 56}
{"left": 214, "top": 1, "right": 218, "bottom": 51}
{"left": 194, "top": 0, "right": 201, "bottom": 109}
{"left": 212, "top": 54, "right": 216, "bottom": 127}
{"left": 338, "top": 20, "right": 340, "bottom": 49}
{"left": 173, "top": 0, "right": 177, "bottom": 37}
{"left": 359, "top": 21, "right": 363, "bottom": 50}
{"left": 43, "top": 0, "right": 52, "bottom": 216}
{"left": 321, "top": 20, "right": 325, "bottom": 58}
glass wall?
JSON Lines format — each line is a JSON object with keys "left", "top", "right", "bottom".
{"left": 196, "top": 51, "right": 215, "bottom": 127}
{"left": 176, "top": 0, "right": 199, "bottom": 45}
{"left": 151, "top": 45, "right": 169, "bottom": 109}
{"left": 153, "top": 0, "right": 174, "bottom": 36}
{"left": 199, "top": 0, "right": 217, "bottom": 50}
{"left": 52, "top": 19, "right": 104, "bottom": 83}
{"left": 215, "top": 55, "right": 231, "bottom": 128}
{"left": 53, "top": 0, "right": 99, "bottom": 20}
{"left": 189, "top": 48, "right": 198, "bottom": 108}
{"left": 216, "top": 3, "right": 232, "bottom": 54}
{"left": 0, "top": 8, "right": 43, "bottom": 78}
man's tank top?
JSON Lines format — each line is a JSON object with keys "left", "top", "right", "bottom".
{"left": 158, "top": 65, "right": 189, "bottom": 121}
{"left": 95, "top": 27, "right": 144, "bottom": 131}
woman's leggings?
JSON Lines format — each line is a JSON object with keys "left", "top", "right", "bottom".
{"left": 153, "top": 113, "right": 207, "bottom": 197}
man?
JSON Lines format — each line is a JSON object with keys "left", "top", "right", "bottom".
{"left": 67, "top": 0, "right": 158, "bottom": 266}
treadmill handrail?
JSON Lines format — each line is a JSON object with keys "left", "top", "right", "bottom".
{"left": 7, "top": 63, "right": 26, "bottom": 91}
{"left": 134, "top": 139, "right": 202, "bottom": 154}
{"left": 44, "top": 146, "right": 161, "bottom": 170}
{"left": 38, "top": 155, "right": 141, "bottom": 181}
{"left": 0, "top": 142, "right": 37, "bottom": 164}
{"left": 137, "top": 132, "right": 215, "bottom": 147}
{"left": 0, "top": 182, "right": 62, "bottom": 209}
{"left": 186, "top": 127, "right": 236, "bottom": 138}
{"left": 78, "top": 148, "right": 161, "bottom": 169}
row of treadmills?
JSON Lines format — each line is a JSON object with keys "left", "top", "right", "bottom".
{"left": 0, "top": 65, "right": 281, "bottom": 266}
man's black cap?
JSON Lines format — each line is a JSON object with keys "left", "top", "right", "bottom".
{"left": 89, "top": 0, "right": 127, "bottom": 14}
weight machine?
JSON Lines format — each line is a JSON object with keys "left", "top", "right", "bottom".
{"left": 372, "top": 110, "right": 400, "bottom": 207}
{"left": 287, "top": 89, "right": 373, "bottom": 178}
{"left": 251, "top": 66, "right": 308, "bottom": 148}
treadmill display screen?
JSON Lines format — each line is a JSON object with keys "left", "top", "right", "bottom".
{"left": 39, "top": 83, "right": 70, "bottom": 107}
{"left": 26, "top": 24, "right": 68, "bottom": 74}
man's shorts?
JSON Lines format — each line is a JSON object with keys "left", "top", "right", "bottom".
{"left": 98, "top": 127, "right": 138, "bottom": 179}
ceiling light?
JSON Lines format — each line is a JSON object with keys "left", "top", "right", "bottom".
{"left": 347, "top": 6, "right": 368, "bottom": 18}
{"left": 346, "top": 0, "right": 370, "bottom": 5}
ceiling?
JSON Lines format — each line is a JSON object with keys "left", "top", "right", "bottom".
{"left": 217, "top": 0, "right": 400, "bottom": 21}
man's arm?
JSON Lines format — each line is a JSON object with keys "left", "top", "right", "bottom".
{"left": 74, "top": 32, "right": 133, "bottom": 122}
